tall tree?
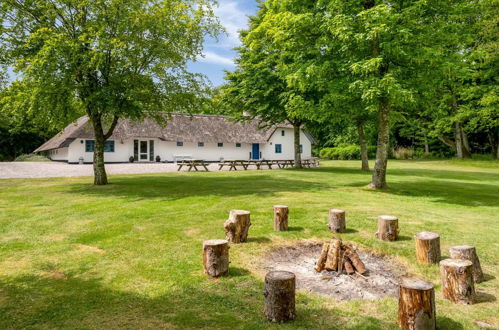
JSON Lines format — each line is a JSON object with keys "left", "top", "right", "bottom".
{"left": 220, "top": 5, "right": 317, "bottom": 169}
{"left": 0, "top": 0, "right": 219, "bottom": 184}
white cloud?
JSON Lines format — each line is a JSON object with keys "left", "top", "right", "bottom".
{"left": 198, "top": 51, "right": 235, "bottom": 66}
{"left": 213, "top": 1, "right": 251, "bottom": 48}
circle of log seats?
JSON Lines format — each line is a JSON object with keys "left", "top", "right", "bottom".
{"left": 328, "top": 209, "right": 346, "bottom": 233}
{"left": 375, "top": 215, "right": 399, "bottom": 241}
{"left": 449, "top": 245, "right": 483, "bottom": 283}
{"left": 439, "top": 258, "right": 475, "bottom": 304}
{"left": 398, "top": 277, "right": 436, "bottom": 330}
{"left": 415, "top": 232, "right": 441, "bottom": 264}
{"left": 203, "top": 239, "right": 229, "bottom": 277}
{"left": 224, "top": 210, "right": 251, "bottom": 243}
{"left": 264, "top": 271, "right": 296, "bottom": 322}
{"left": 273, "top": 205, "right": 289, "bottom": 231}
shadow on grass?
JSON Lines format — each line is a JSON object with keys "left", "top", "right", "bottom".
{"left": 287, "top": 226, "right": 304, "bottom": 232}
{"left": 311, "top": 165, "right": 499, "bottom": 207}
{"left": 437, "top": 316, "right": 464, "bottom": 330}
{"left": 247, "top": 236, "right": 272, "bottom": 243}
{"left": 397, "top": 235, "right": 412, "bottom": 242}
{"left": 0, "top": 275, "right": 396, "bottom": 329}
{"left": 67, "top": 174, "right": 333, "bottom": 201}
{"left": 476, "top": 291, "right": 496, "bottom": 304}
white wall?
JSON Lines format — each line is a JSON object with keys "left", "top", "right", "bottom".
{"left": 57, "top": 129, "right": 312, "bottom": 163}
{"left": 157, "top": 141, "right": 253, "bottom": 162}
{"left": 48, "top": 147, "right": 68, "bottom": 161}
{"left": 67, "top": 138, "right": 133, "bottom": 163}
{"left": 261, "top": 128, "right": 312, "bottom": 160}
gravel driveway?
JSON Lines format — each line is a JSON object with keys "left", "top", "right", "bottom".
{"left": 0, "top": 161, "right": 262, "bottom": 179}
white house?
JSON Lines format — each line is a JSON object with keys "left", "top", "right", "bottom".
{"left": 34, "top": 114, "right": 315, "bottom": 163}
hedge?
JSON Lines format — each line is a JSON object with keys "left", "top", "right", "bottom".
{"left": 319, "top": 145, "right": 376, "bottom": 160}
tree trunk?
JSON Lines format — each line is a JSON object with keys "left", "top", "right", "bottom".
{"left": 375, "top": 215, "right": 399, "bottom": 241}
{"left": 273, "top": 205, "right": 289, "bottom": 231}
{"left": 415, "top": 232, "right": 441, "bottom": 264}
{"left": 370, "top": 99, "right": 390, "bottom": 189}
{"left": 91, "top": 118, "right": 108, "bottom": 185}
{"left": 264, "top": 271, "right": 296, "bottom": 322}
{"left": 424, "top": 136, "right": 430, "bottom": 154}
{"left": 224, "top": 210, "right": 251, "bottom": 243}
{"left": 488, "top": 131, "right": 499, "bottom": 159}
{"left": 203, "top": 239, "right": 229, "bottom": 277}
{"left": 461, "top": 127, "right": 471, "bottom": 158}
{"left": 357, "top": 122, "right": 370, "bottom": 171}
{"left": 293, "top": 124, "right": 302, "bottom": 169}
{"left": 449, "top": 245, "right": 483, "bottom": 283}
{"left": 328, "top": 209, "right": 346, "bottom": 233}
{"left": 454, "top": 122, "right": 471, "bottom": 159}
{"left": 398, "top": 277, "right": 436, "bottom": 330}
{"left": 440, "top": 259, "right": 475, "bottom": 304}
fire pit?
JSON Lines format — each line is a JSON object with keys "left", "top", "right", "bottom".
{"left": 263, "top": 242, "right": 406, "bottom": 301}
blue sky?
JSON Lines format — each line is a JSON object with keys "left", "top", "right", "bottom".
{"left": 188, "top": 0, "right": 259, "bottom": 87}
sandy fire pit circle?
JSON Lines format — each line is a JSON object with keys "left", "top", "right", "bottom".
{"left": 262, "top": 243, "right": 406, "bottom": 301}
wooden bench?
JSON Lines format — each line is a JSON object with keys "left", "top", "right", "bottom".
{"left": 249, "top": 159, "right": 273, "bottom": 170}
{"left": 177, "top": 159, "right": 209, "bottom": 172}
{"left": 218, "top": 160, "right": 249, "bottom": 171}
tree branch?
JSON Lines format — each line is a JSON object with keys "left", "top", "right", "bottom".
{"left": 104, "top": 115, "right": 119, "bottom": 139}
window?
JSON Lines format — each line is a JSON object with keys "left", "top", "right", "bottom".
{"left": 85, "top": 140, "right": 114, "bottom": 152}
{"left": 281, "top": 130, "right": 285, "bottom": 136}
{"left": 300, "top": 144, "right": 303, "bottom": 154}
{"left": 198, "top": 142, "right": 204, "bottom": 147}
{"left": 275, "top": 144, "right": 282, "bottom": 154}
{"left": 218, "top": 142, "right": 224, "bottom": 147}
{"left": 85, "top": 140, "right": 95, "bottom": 152}
{"left": 149, "top": 140, "right": 154, "bottom": 161}
{"left": 177, "top": 141, "right": 183, "bottom": 147}
{"left": 236, "top": 143, "right": 241, "bottom": 148}
{"left": 104, "top": 141, "right": 115, "bottom": 152}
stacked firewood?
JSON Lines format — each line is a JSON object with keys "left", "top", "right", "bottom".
{"left": 314, "top": 237, "right": 366, "bottom": 275}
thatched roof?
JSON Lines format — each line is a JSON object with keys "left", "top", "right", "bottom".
{"left": 34, "top": 114, "right": 311, "bottom": 152}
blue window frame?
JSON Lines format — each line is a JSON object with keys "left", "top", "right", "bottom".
{"left": 198, "top": 142, "right": 204, "bottom": 147}
{"left": 85, "top": 140, "right": 114, "bottom": 152}
{"left": 177, "top": 141, "right": 183, "bottom": 147}
{"left": 275, "top": 144, "right": 282, "bottom": 154}
{"left": 85, "top": 140, "right": 94, "bottom": 152}
{"left": 235, "top": 143, "right": 241, "bottom": 148}
{"left": 218, "top": 142, "right": 224, "bottom": 147}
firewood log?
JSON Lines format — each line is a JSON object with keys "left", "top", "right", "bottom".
{"left": 344, "top": 258, "right": 355, "bottom": 275}
{"left": 324, "top": 237, "right": 342, "bottom": 271}
{"left": 344, "top": 244, "right": 366, "bottom": 274}
{"left": 314, "top": 243, "right": 330, "bottom": 272}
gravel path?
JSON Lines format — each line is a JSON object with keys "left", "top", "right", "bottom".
{"left": 0, "top": 161, "right": 267, "bottom": 179}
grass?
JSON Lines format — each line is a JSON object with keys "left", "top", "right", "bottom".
{"left": 0, "top": 160, "right": 498, "bottom": 329}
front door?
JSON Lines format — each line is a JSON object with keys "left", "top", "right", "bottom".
{"left": 139, "top": 140, "right": 149, "bottom": 161}
{"left": 252, "top": 143, "right": 260, "bottom": 160}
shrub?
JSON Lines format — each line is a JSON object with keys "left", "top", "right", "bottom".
{"left": 129, "top": 156, "right": 135, "bottom": 163}
{"left": 14, "top": 154, "right": 50, "bottom": 162}
{"left": 393, "top": 147, "right": 415, "bottom": 160}
{"left": 156, "top": 155, "right": 161, "bottom": 162}
{"left": 319, "top": 145, "right": 371, "bottom": 160}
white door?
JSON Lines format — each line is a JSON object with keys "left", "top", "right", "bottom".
{"left": 139, "top": 140, "right": 149, "bottom": 161}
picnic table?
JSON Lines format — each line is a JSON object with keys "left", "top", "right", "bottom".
{"left": 249, "top": 159, "right": 273, "bottom": 170}
{"left": 177, "top": 159, "right": 209, "bottom": 172}
{"left": 218, "top": 160, "right": 249, "bottom": 171}
{"left": 302, "top": 157, "right": 320, "bottom": 168}
{"left": 272, "top": 159, "right": 294, "bottom": 168}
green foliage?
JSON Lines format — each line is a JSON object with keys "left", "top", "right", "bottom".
{"left": 0, "top": 0, "right": 220, "bottom": 181}
{"left": 14, "top": 153, "right": 50, "bottom": 162}
{"left": 320, "top": 145, "right": 376, "bottom": 160}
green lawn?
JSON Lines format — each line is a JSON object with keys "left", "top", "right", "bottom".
{"left": 0, "top": 160, "right": 498, "bottom": 329}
